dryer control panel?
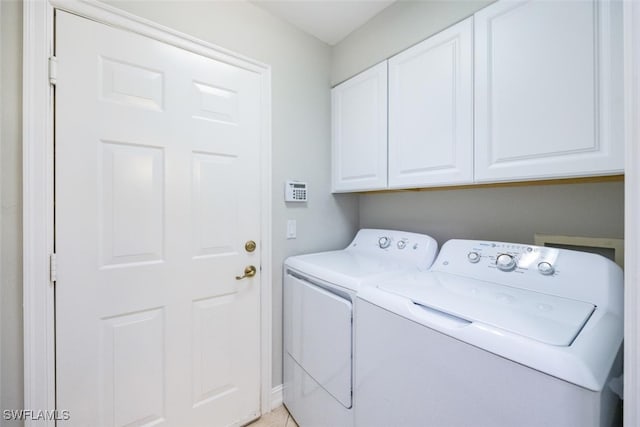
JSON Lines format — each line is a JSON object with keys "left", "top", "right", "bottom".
{"left": 348, "top": 229, "right": 439, "bottom": 271}
{"left": 431, "top": 239, "right": 623, "bottom": 312}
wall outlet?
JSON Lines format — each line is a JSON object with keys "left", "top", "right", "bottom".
{"left": 287, "top": 220, "right": 297, "bottom": 239}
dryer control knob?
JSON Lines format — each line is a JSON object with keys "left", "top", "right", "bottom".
{"left": 378, "top": 236, "right": 391, "bottom": 249}
{"left": 538, "top": 262, "right": 555, "bottom": 276}
{"left": 496, "top": 254, "right": 516, "bottom": 271}
{"left": 467, "top": 252, "right": 481, "bottom": 263}
{"left": 397, "top": 240, "right": 407, "bottom": 249}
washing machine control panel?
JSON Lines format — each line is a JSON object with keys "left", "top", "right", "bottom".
{"left": 432, "top": 239, "right": 623, "bottom": 316}
{"left": 458, "top": 241, "right": 558, "bottom": 276}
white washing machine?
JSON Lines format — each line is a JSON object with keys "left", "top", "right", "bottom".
{"left": 283, "top": 229, "right": 438, "bottom": 427}
{"left": 355, "top": 239, "right": 624, "bottom": 427}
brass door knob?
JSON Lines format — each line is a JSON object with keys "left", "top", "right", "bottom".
{"left": 245, "top": 240, "right": 257, "bottom": 253}
{"left": 235, "top": 265, "right": 257, "bottom": 280}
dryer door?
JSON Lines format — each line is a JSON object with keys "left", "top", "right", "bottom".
{"left": 284, "top": 273, "right": 352, "bottom": 408}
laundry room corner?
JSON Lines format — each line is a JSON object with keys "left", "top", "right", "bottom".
{"left": 7, "top": 0, "right": 640, "bottom": 425}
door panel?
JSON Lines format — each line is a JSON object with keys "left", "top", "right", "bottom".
{"left": 474, "top": 0, "right": 623, "bottom": 182}
{"left": 101, "top": 308, "right": 165, "bottom": 426}
{"left": 331, "top": 61, "right": 388, "bottom": 192}
{"left": 285, "top": 274, "right": 352, "bottom": 408}
{"left": 101, "top": 142, "right": 165, "bottom": 266}
{"left": 388, "top": 17, "right": 473, "bottom": 188}
{"left": 56, "top": 11, "right": 262, "bottom": 426}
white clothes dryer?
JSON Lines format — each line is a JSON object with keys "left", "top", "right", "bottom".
{"left": 283, "top": 229, "right": 438, "bottom": 427}
{"left": 355, "top": 239, "right": 623, "bottom": 427}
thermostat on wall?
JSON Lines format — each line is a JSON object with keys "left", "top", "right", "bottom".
{"left": 285, "top": 180, "right": 308, "bottom": 202}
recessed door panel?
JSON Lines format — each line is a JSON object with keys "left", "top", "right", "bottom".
{"left": 474, "top": 0, "right": 624, "bottom": 181}
{"left": 388, "top": 17, "right": 473, "bottom": 188}
{"left": 100, "top": 57, "right": 164, "bottom": 111}
{"left": 101, "top": 141, "right": 164, "bottom": 267}
{"left": 100, "top": 308, "right": 165, "bottom": 426}
{"left": 192, "top": 295, "right": 238, "bottom": 407}
{"left": 192, "top": 153, "right": 239, "bottom": 258}
{"left": 395, "top": 43, "right": 456, "bottom": 171}
{"left": 331, "top": 61, "right": 388, "bottom": 192}
{"left": 192, "top": 81, "right": 239, "bottom": 125}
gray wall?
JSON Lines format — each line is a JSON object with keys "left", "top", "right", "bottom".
{"left": 360, "top": 182, "right": 625, "bottom": 246}
{"left": 331, "top": 0, "right": 494, "bottom": 85}
{"left": 1, "top": 0, "right": 24, "bottom": 419}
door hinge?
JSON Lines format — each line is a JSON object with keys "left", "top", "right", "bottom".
{"left": 48, "top": 56, "right": 58, "bottom": 85}
{"left": 50, "top": 253, "right": 57, "bottom": 283}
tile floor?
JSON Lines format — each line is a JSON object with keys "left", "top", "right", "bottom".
{"left": 247, "top": 405, "right": 299, "bottom": 427}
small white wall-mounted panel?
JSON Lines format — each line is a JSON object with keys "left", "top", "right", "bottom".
{"left": 284, "top": 180, "right": 308, "bottom": 202}
{"left": 474, "top": 0, "right": 624, "bottom": 182}
{"left": 332, "top": 61, "right": 388, "bottom": 192}
{"left": 286, "top": 219, "right": 297, "bottom": 239}
{"left": 388, "top": 17, "right": 474, "bottom": 188}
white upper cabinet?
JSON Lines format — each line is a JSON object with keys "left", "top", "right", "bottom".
{"left": 331, "top": 62, "right": 388, "bottom": 192}
{"left": 388, "top": 17, "right": 474, "bottom": 188}
{"left": 474, "top": 0, "right": 624, "bottom": 183}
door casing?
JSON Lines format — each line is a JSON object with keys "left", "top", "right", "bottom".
{"left": 23, "top": 1, "right": 273, "bottom": 425}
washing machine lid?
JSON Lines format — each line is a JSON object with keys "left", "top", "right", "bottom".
{"left": 285, "top": 250, "right": 407, "bottom": 292}
{"left": 380, "top": 273, "right": 595, "bottom": 346}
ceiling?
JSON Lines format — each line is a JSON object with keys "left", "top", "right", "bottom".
{"left": 249, "top": 1, "right": 397, "bottom": 46}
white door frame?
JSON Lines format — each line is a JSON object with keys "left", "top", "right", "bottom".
{"left": 23, "top": 1, "right": 273, "bottom": 425}
{"left": 624, "top": 0, "right": 640, "bottom": 425}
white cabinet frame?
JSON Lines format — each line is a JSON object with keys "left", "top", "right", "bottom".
{"left": 474, "top": 0, "right": 624, "bottom": 183}
{"left": 332, "top": 62, "right": 388, "bottom": 192}
{"left": 388, "top": 17, "right": 474, "bottom": 188}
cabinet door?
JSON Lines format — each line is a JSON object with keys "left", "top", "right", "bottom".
{"left": 388, "top": 18, "right": 473, "bottom": 188}
{"left": 474, "top": 0, "right": 623, "bottom": 183}
{"left": 331, "top": 62, "right": 388, "bottom": 192}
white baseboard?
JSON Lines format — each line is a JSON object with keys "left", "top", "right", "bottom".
{"left": 270, "top": 384, "right": 283, "bottom": 411}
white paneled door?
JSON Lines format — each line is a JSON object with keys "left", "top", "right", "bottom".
{"left": 55, "top": 12, "right": 262, "bottom": 426}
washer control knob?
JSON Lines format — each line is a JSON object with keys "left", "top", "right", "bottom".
{"left": 378, "top": 236, "right": 391, "bottom": 249}
{"left": 397, "top": 240, "right": 407, "bottom": 249}
{"left": 538, "top": 261, "right": 555, "bottom": 276}
{"left": 467, "top": 252, "right": 481, "bottom": 263}
{"left": 496, "top": 254, "right": 516, "bottom": 271}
